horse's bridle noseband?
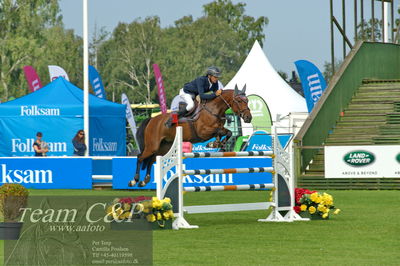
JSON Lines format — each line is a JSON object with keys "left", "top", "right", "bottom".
{"left": 220, "top": 94, "right": 250, "bottom": 119}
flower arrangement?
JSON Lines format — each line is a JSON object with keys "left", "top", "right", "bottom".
{"left": 106, "top": 196, "right": 174, "bottom": 228}
{"left": 294, "top": 188, "right": 340, "bottom": 219}
{"left": 0, "top": 183, "right": 29, "bottom": 222}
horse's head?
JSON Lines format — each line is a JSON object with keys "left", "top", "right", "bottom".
{"left": 232, "top": 84, "right": 252, "bottom": 123}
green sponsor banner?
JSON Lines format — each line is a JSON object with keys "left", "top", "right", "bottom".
{"left": 248, "top": 95, "right": 272, "bottom": 133}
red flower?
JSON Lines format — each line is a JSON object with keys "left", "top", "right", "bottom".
{"left": 293, "top": 206, "right": 301, "bottom": 214}
{"left": 294, "top": 188, "right": 317, "bottom": 205}
{"left": 119, "top": 197, "right": 134, "bottom": 204}
{"left": 132, "top": 196, "right": 151, "bottom": 203}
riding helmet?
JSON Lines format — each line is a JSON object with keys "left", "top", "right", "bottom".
{"left": 206, "top": 66, "right": 222, "bottom": 78}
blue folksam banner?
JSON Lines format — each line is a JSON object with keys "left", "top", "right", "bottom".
{"left": 89, "top": 65, "right": 106, "bottom": 99}
{"left": 112, "top": 157, "right": 272, "bottom": 190}
{"left": 244, "top": 131, "right": 293, "bottom": 151}
{"left": 0, "top": 158, "right": 92, "bottom": 189}
{"left": 191, "top": 137, "right": 222, "bottom": 153}
{"left": 294, "top": 60, "right": 327, "bottom": 112}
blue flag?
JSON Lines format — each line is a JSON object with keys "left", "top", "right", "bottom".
{"left": 89, "top": 65, "right": 106, "bottom": 99}
{"left": 294, "top": 60, "right": 327, "bottom": 112}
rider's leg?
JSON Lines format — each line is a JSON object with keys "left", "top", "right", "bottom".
{"left": 177, "top": 102, "right": 188, "bottom": 117}
{"left": 165, "top": 91, "right": 193, "bottom": 128}
{"left": 180, "top": 92, "right": 194, "bottom": 112}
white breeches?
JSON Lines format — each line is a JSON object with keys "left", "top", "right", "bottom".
{"left": 179, "top": 88, "right": 195, "bottom": 111}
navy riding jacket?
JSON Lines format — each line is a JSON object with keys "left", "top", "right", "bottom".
{"left": 183, "top": 76, "right": 219, "bottom": 100}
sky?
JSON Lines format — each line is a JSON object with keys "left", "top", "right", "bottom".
{"left": 59, "top": 0, "right": 399, "bottom": 77}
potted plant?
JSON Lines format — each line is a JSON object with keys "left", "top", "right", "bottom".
{"left": 294, "top": 188, "right": 340, "bottom": 220}
{"left": 0, "top": 184, "right": 29, "bottom": 239}
{"left": 107, "top": 196, "right": 174, "bottom": 230}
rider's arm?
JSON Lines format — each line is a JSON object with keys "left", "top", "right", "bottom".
{"left": 196, "top": 78, "right": 218, "bottom": 100}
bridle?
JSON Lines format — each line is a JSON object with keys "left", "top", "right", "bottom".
{"left": 219, "top": 93, "right": 250, "bottom": 120}
{"left": 201, "top": 92, "right": 250, "bottom": 122}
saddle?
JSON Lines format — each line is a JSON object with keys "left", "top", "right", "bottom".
{"left": 178, "top": 97, "right": 202, "bottom": 123}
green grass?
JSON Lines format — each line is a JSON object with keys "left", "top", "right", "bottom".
{"left": 1, "top": 189, "right": 400, "bottom": 265}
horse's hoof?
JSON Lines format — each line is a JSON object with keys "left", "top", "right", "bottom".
{"left": 138, "top": 181, "right": 146, "bottom": 187}
{"left": 128, "top": 180, "right": 137, "bottom": 187}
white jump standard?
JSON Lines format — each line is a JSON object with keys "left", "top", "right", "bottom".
{"left": 155, "top": 126, "right": 307, "bottom": 229}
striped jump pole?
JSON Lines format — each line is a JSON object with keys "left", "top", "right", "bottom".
{"left": 183, "top": 151, "right": 274, "bottom": 158}
{"left": 184, "top": 183, "right": 274, "bottom": 192}
{"left": 183, "top": 167, "right": 274, "bottom": 175}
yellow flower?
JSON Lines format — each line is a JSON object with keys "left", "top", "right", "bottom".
{"left": 119, "top": 212, "right": 131, "bottom": 220}
{"left": 142, "top": 201, "right": 152, "bottom": 208}
{"left": 134, "top": 203, "right": 144, "bottom": 213}
{"left": 146, "top": 214, "right": 156, "bottom": 222}
{"left": 163, "top": 197, "right": 171, "bottom": 203}
{"left": 322, "top": 213, "right": 328, "bottom": 219}
{"left": 310, "top": 193, "right": 322, "bottom": 203}
{"left": 166, "top": 210, "right": 174, "bottom": 218}
{"left": 152, "top": 197, "right": 162, "bottom": 209}
{"left": 334, "top": 209, "right": 341, "bottom": 215}
{"left": 322, "top": 193, "right": 333, "bottom": 205}
{"left": 317, "top": 204, "right": 326, "bottom": 212}
{"left": 162, "top": 212, "right": 170, "bottom": 220}
{"left": 309, "top": 206, "right": 316, "bottom": 214}
{"left": 106, "top": 206, "right": 114, "bottom": 217}
{"left": 123, "top": 203, "right": 131, "bottom": 211}
{"left": 300, "top": 204, "right": 307, "bottom": 211}
{"left": 156, "top": 212, "right": 162, "bottom": 220}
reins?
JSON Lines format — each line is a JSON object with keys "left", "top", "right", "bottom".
{"left": 200, "top": 92, "right": 250, "bottom": 122}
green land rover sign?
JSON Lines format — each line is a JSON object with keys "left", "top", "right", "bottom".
{"left": 396, "top": 153, "right": 400, "bottom": 163}
{"left": 343, "top": 151, "right": 375, "bottom": 166}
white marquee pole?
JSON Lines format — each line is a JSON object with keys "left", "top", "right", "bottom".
{"left": 83, "top": 0, "right": 89, "bottom": 155}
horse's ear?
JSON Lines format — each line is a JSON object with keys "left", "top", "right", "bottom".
{"left": 241, "top": 84, "right": 246, "bottom": 94}
{"left": 234, "top": 84, "right": 239, "bottom": 95}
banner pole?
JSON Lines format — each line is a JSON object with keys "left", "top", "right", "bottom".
{"left": 83, "top": 0, "right": 89, "bottom": 156}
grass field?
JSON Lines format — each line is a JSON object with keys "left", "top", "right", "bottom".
{"left": 1, "top": 189, "right": 400, "bottom": 265}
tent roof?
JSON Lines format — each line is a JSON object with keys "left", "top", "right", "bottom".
{"left": 1, "top": 77, "right": 124, "bottom": 117}
{"left": 225, "top": 41, "right": 307, "bottom": 120}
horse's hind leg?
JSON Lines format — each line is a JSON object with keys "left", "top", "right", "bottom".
{"left": 138, "top": 155, "right": 156, "bottom": 187}
{"left": 128, "top": 157, "right": 143, "bottom": 187}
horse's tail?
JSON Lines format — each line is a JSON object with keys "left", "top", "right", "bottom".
{"left": 136, "top": 117, "right": 151, "bottom": 154}
{"left": 136, "top": 117, "right": 152, "bottom": 170}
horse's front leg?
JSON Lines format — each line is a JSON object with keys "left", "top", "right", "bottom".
{"left": 217, "top": 127, "right": 232, "bottom": 151}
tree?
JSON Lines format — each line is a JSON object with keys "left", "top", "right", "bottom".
{"left": 99, "top": 17, "right": 161, "bottom": 104}
{"left": 36, "top": 26, "right": 83, "bottom": 87}
{"left": 278, "top": 71, "right": 288, "bottom": 81}
{"left": 0, "top": 0, "right": 61, "bottom": 101}
{"left": 203, "top": 0, "right": 268, "bottom": 54}
{"left": 96, "top": 1, "right": 269, "bottom": 106}
{"left": 323, "top": 58, "right": 342, "bottom": 83}
{"left": 356, "top": 18, "right": 382, "bottom": 41}
{"left": 155, "top": 16, "right": 242, "bottom": 103}
{"left": 90, "top": 24, "right": 109, "bottom": 68}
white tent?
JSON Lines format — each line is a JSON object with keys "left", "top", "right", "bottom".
{"left": 225, "top": 41, "right": 308, "bottom": 134}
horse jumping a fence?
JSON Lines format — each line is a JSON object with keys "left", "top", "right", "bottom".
{"left": 155, "top": 126, "right": 308, "bottom": 230}
{"left": 130, "top": 85, "right": 252, "bottom": 187}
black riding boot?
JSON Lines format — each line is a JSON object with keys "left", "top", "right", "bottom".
{"left": 177, "top": 102, "right": 188, "bottom": 118}
{"left": 165, "top": 102, "right": 188, "bottom": 128}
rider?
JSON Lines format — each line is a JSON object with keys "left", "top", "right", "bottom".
{"left": 165, "top": 66, "right": 224, "bottom": 128}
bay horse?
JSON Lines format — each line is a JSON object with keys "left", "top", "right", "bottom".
{"left": 129, "top": 84, "right": 252, "bottom": 187}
